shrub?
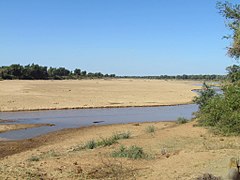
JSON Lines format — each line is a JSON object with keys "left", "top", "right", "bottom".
{"left": 176, "top": 117, "right": 188, "bottom": 124}
{"left": 145, "top": 125, "right": 156, "bottom": 133}
{"left": 196, "top": 83, "right": 240, "bottom": 135}
{"left": 112, "top": 145, "right": 147, "bottom": 159}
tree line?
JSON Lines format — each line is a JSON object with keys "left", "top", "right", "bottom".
{"left": 119, "top": 74, "right": 225, "bottom": 80}
{"left": 0, "top": 64, "right": 116, "bottom": 80}
{"left": 0, "top": 64, "right": 227, "bottom": 80}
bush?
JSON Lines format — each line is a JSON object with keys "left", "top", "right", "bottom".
{"left": 176, "top": 117, "right": 188, "bottom": 124}
{"left": 112, "top": 145, "right": 147, "bottom": 159}
{"left": 196, "top": 83, "right": 240, "bottom": 135}
{"left": 145, "top": 125, "right": 156, "bottom": 133}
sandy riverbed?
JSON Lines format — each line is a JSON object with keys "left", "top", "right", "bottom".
{"left": 0, "top": 79, "right": 200, "bottom": 112}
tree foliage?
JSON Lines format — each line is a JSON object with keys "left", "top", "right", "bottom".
{"left": 193, "top": 82, "right": 217, "bottom": 108}
{"left": 217, "top": 1, "right": 240, "bottom": 59}
{"left": 195, "top": 1, "right": 240, "bottom": 135}
{"left": 0, "top": 64, "right": 115, "bottom": 80}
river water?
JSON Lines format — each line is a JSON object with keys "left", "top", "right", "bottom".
{"left": 0, "top": 104, "right": 198, "bottom": 140}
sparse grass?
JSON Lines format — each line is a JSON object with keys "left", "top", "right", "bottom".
{"left": 27, "top": 150, "right": 60, "bottom": 162}
{"left": 41, "top": 150, "right": 60, "bottom": 158}
{"left": 28, "top": 156, "right": 40, "bottom": 162}
{"left": 145, "top": 125, "right": 156, "bottom": 133}
{"left": 112, "top": 145, "right": 147, "bottom": 159}
{"left": 112, "top": 131, "right": 131, "bottom": 140}
{"left": 70, "top": 132, "right": 131, "bottom": 151}
{"left": 176, "top": 117, "right": 188, "bottom": 124}
{"left": 98, "top": 137, "right": 118, "bottom": 147}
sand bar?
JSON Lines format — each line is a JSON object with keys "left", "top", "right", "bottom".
{"left": 0, "top": 79, "right": 200, "bottom": 112}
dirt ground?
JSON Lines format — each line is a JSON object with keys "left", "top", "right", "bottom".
{"left": 0, "top": 121, "right": 238, "bottom": 179}
{"left": 0, "top": 79, "right": 200, "bottom": 112}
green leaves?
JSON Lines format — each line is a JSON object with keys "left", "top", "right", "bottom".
{"left": 217, "top": 1, "right": 240, "bottom": 59}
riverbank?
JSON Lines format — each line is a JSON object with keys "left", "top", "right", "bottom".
{"left": 0, "top": 79, "right": 200, "bottom": 112}
{"left": 0, "top": 121, "right": 238, "bottom": 179}
{"left": 0, "top": 123, "right": 54, "bottom": 133}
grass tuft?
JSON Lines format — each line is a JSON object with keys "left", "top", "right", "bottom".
{"left": 112, "top": 145, "right": 147, "bottom": 159}
{"left": 112, "top": 131, "right": 131, "bottom": 140}
{"left": 28, "top": 156, "right": 40, "bottom": 162}
{"left": 85, "top": 140, "right": 97, "bottom": 149}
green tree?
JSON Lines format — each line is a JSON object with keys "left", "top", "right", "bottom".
{"left": 217, "top": 1, "right": 240, "bottom": 59}
{"left": 74, "top": 68, "right": 81, "bottom": 76}
{"left": 195, "top": 1, "right": 240, "bottom": 135}
{"left": 226, "top": 64, "right": 240, "bottom": 82}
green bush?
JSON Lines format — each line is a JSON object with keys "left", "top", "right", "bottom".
{"left": 196, "top": 83, "right": 240, "bottom": 135}
{"left": 112, "top": 145, "right": 147, "bottom": 159}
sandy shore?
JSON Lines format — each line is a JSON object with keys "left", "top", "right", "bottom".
{"left": 0, "top": 123, "right": 54, "bottom": 134}
{"left": 0, "top": 121, "right": 237, "bottom": 179}
{"left": 0, "top": 79, "right": 200, "bottom": 112}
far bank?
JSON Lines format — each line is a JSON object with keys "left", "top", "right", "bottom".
{"left": 0, "top": 79, "right": 201, "bottom": 112}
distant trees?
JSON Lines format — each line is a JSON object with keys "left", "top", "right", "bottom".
{"left": 0, "top": 64, "right": 225, "bottom": 81}
{"left": 0, "top": 64, "right": 48, "bottom": 80}
{"left": 118, "top": 74, "right": 225, "bottom": 80}
{"left": 0, "top": 64, "right": 115, "bottom": 80}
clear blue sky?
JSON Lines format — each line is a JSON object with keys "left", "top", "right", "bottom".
{"left": 0, "top": 0, "right": 238, "bottom": 75}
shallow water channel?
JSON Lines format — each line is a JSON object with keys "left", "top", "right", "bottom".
{"left": 0, "top": 104, "right": 198, "bottom": 140}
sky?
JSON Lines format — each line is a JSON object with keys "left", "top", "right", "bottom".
{"left": 0, "top": 0, "right": 238, "bottom": 76}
